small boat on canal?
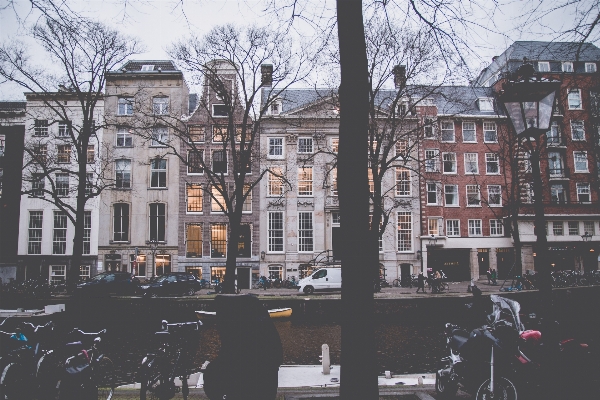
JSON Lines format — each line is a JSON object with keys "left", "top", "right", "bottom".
{"left": 196, "top": 307, "right": 292, "bottom": 320}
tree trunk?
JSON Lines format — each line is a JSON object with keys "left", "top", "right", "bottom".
{"left": 337, "top": 1, "right": 379, "bottom": 398}
{"left": 224, "top": 212, "right": 242, "bottom": 294}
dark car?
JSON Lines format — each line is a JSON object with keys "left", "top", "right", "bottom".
{"left": 74, "top": 272, "right": 140, "bottom": 296}
{"left": 139, "top": 272, "right": 202, "bottom": 297}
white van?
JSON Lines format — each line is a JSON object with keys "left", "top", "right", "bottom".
{"left": 298, "top": 268, "right": 342, "bottom": 294}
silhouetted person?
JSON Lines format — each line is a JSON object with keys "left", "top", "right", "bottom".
{"left": 416, "top": 273, "right": 426, "bottom": 293}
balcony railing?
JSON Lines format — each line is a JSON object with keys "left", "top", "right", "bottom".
{"left": 547, "top": 166, "right": 570, "bottom": 180}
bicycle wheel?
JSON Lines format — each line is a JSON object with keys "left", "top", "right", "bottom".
{"left": 0, "top": 362, "right": 27, "bottom": 400}
{"left": 392, "top": 279, "right": 400, "bottom": 287}
{"left": 94, "top": 357, "right": 115, "bottom": 400}
{"left": 140, "top": 362, "right": 163, "bottom": 400}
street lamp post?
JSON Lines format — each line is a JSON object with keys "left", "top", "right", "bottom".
{"left": 498, "top": 61, "right": 561, "bottom": 332}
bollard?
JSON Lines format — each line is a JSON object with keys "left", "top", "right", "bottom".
{"left": 418, "top": 376, "right": 424, "bottom": 386}
{"left": 320, "top": 344, "right": 330, "bottom": 375}
{"left": 385, "top": 370, "right": 392, "bottom": 379}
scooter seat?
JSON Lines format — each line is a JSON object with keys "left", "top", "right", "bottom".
{"left": 450, "top": 329, "right": 469, "bottom": 352}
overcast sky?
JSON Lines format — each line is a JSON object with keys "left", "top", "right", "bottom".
{"left": 0, "top": 0, "right": 595, "bottom": 100}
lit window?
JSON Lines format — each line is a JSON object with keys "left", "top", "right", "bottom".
{"left": 395, "top": 139, "right": 408, "bottom": 158}
{"left": 552, "top": 222, "right": 563, "bottom": 236}
{"left": 368, "top": 169, "right": 374, "bottom": 194}
{"left": 331, "top": 138, "right": 339, "bottom": 153}
{"left": 483, "top": 122, "right": 497, "bottom": 142}
{"left": 397, "top": 212, "right": 412, "bottom": 252}
{"left": 571, "top": 120, "right": 585, "bottom": 141}
{"left": 298, "top": 137, "right": 313, "bottom": 153}
{"left": 57, "top": 145, "right": 71, "bottom": 163}
{"left": 237, "top": 224, "right": 251, "bottom": 257}
{"left": 149, "top": 203, "right": 166, "bottom": 242}
{"left": 268, "top": 167, "right": 284, "bottom": 196}
{"left": 568, "top": 89, "right": 582, "bottom": 109}
{"left": 468, "top": 219, "right": 482, "bottom": 236}
{"left": 33, "top": 144, "right": 47, "bottom": 164}
{"left": 568, "top": 221, "right": 579, "bottom": 236}
{"left": 268, "top": 212, "right": 284, "bottom": 252}
{"left": 188, "top": 125, "right": 205, "bottom": 142}
{"left": 268, "top": 137, "right": 284, "bottom": 158}
{"left": 186, "top": 223, "right": 203, "bottom": 258}
{"left": 427, "top": 182, "right": 439, "bottom": 205}
{"left": 188, "top": 150, "right": 204, "bottom": 174}
{"left": 486, "top": 153, "right": 500, "bottom": 174}
{"left": 538, "top": 62, "right": 550, "bottom": 72}
{"left": 444, "top": 185, "right": 459, "bottom": 206}
{"left": 115, "top": 159, "right": 131, "bottom": 188}
{"left": 488, "top": 185, "right": 502, "bottom": 206}
{"left": 150, "top": 159, "right": 167, "bottom": 188}
{"left": 574, "top": 151, "right": 588, "bottom": 172}
{"left": 577, "top": 183, "right": 591, "bottom": 203}
{"left": 464, "top": 153, "right": 479, "bottom": 174}
{"left": 80, "top": 265, "right": 91, "bottom": 279}
{"left": 441, "top": 121, "right": 455, "bottom": 142}
{"left": 116, "top": 127, "right": 133, "bottom": 147}
{"left": 153, "top": 97, "right": 169, "bottom": 115}
{"left": 490, "top": 220, "right": 503, "bottom": 236}
{"left": 425, "top": 149, "right": 439, "bottom": 172}
{"left": 586, "top": 63, "right": 597, "bottom": 73}
{"left": 211, "top": 185, "right": 227, "bottom": 213}
{"left": 113, "top": 203, "right": 129, "bottom": 242}
{"left": 446, "top": 220, "right": 460, "bottom": 237}
{"left": 395, "top": 168, "right": 410, "bottom": 196}
{"left": 462, "top": 122, "right": 476, "bottom": 142}
{"left": 28, "top": 211, "right": 43, "bottom": 254}
{"left": 467, "top": 185, "right": 481, "bottom": 206}
{"left": 53, "top": 211, "right": 68, "bottom": 254}
{"left": 211, "top": 223, "right": 227, "bottom": 258}
{"left": 562, "top": 62, "right": 573, "bottom": 72}
{"left": 428, "top": 218, "right": 440, "bottom": 236}
{"left": 186, "top": 184, "right": 203, "bottom": 212}
{"left": 443, "top": 153, "right": 457, "bottom": 173}
{"left": 298, "top": 212, "right": 314, "bottom": 252}
{"left": 117, "top": 98, "right": 134, "bottom": 115}
{"left": 298, "top": 167, "right": 313, "bottom": 196}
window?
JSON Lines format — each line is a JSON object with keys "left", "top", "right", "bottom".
{"left": 568, "top": 221, "right": 579, "bottom": 236}
{"left": 488, "top": 185, "right": 502, "bottom": 206}
{"left": 186, "top": 184, "right": 203, "bottom": 212}
{"left": 522, "top": 151, "right": 532, "bottom": 173}
{"left": 188, "top": 150, "right": 204, "bottom": 174}
{"left": 141, "top": 64, "right": 154, "bottom": 71}
{"left": 298, "top": 167, "right": 313, "bottom": 196}
{"left": 154, "top": 254, "right": 171, "bottom": 275}
{"left": 331, "top": 168, "right": 338, "bottom": 196}
{"left": 538, "top": 62, "right": 550, "bottom": 72}
{"left": 467, "top": 185, "right": 481, "bottom": 206}
{"left": 478, "top": 98, "right": 494, "bottom": 111}
{"left": 490, "top": 220, "right": 503, "bottom": 236}
{"left": 85, "top": 173, "right": 93, "bottom": 195}
{"left": 468, "top": 219, "right": 482, "bottom": 236}
{"left": 462, "top": 122, "right": 476, "bottom": 142}
{"left": 584, "top": 221, "right": 595, "bottom": 235}
{"left": 551, "top": 184, "right": 567, "bottom": 204}
{"left": 268, "top": 211, "right": 284, "bottom": 252}
{"left": 116, "top": 127, "right": 133, "bottom": 147}
{"left": 211, "top": 186, "right": 226, "bottom": 213}
{"left": 331, "top": 138, "right": 339, "bottom": 153}
{"left": 32, "top": 174, "right": 45, "bottom": 197}
{"left": 427, "top": 182, "right": 439, "bottom": 205}
{"left": 150, "top": 159, "right": 167, "bottom": 188}
{"left": 234, "top": 151, "right": 251, "bottom": 174}
{"left": 441, "top": 121, "right": 455, "bottom": 142}
{"left": 212, "top": 104, "right": 228, "bottom": 117}
{"left": 56, "top": 173, "right": 69, "bottom": 196}
{"left": 298, "top": 212, "right": 313, "bottom": 252}
{"left": 212, "top": 125, "right": 227, "bottom": 142}
{"left": 548, "top": 152, "right": 564, "bottom": 176}
{"left": 577, "top": 183, "right": 591, "bottom": 203}
{"left": 149, "top": 203, "right": 166, "bottom": 242}
{"left": 34, "top": 119, "right": 49, "bottom": 136}
{"left": 568, "top": 89, "right": 582, "bottom": 109}
{"left": 58, "top": 121, "right": 70, "bottom": 137}
{"left": 485, "top": 153, "right": 500, "bottom": 174}
{"left": 268, "top": 167, "right": 284, "bottom": 196}
{"left": 444, "top": 185, "right": 459, "bottom": 206}
{"left": 524, "top": 182, "right": 534, "bottom": 203}
{"left": 368, "top": 169, "right": 374, "bottom": 194}
{"left": 464, "top": 153, "right": 479, "bottom": 174}
{"left": 424, "top": 117, "right": 434, "bottom": 138}
{"left": 395, "top": 168, "right": 410, "bottom": 196}
{"left": 50, "top": 266, "right": 66, "bottom": 284}
{"left": 269, "top": 101, "right": 280, "bottom": 115}
{"left": 574, "top": 151, "right": 588, "bottom": 172}
{"left": 483, "top": 122, "right": 497, "bottom": 142}
{"left": 237, "top": 224, "right": 251, "bottom": 257}
{"left": 395, "top": 139, "right": 408, "bottom": 158}
{"left": 298, "top": 137, "right": 313, "bottom": 153}
{"left": 151, "top": 126, "right": 168, "bottom": 146}
{"left": 428, "top": 218, "right": 441, "bottom": 236}
{"left": 153, "top": 97, "right": 169, "bottom": 115}
{"left": 269, "top": 137, "right": 284, "bottom": 158}
{"left": 552, "top": 222, "right": 564, "bottom": 236}
{"left": 57, "top": 145, "right": 71, "bottom": 163}
{"left": 53, "top": 211, "right": 67, "bottom": 254}
{"left": 86, "top": 146, "right": 94, "bottom": 163}
{"left": 212, "top": 150, "right": 227, "bottom": 174}
{"left": 118, "top": 98, "right": 134, "bottom": 115}
{"left": 83, "top": 211, "right": 91, "bottom": 255}
{"left": 33, "top": 144, "right": 47, "bottom": 164}
{"left": 547, "top": 121, "right": 561, "bottom": 144}
{"left": 188, "top": 125, "right": 204, "bottom": 142}
{"left": 242, "top": 185, "right": 252, "bottom": 213}
{"left": 80, "top": 265, "right": 91, "bottom": 280}
{"left": 446, "top": 220, "right": 460, "bottom": 237}
{"left": 115, "top": 159, "right": 131, "bottom": 189}
{"left": 113, "top": 203, "right": 129, "bottom": 242}
{"left": 562, "top": 62, "right": 573, "bottom": 72}
{"left": 586, "top": 63, "right": 597, "bottom": 73}
{"left": 211, "top": 223, "right": 227, "bottom": 258}
{"left": 186, "top": 223, "right": 202, "bottom": 258}
{"left": 28, "top": 211, "right": 43, "bottom": 254}
{"left": 443, "top": 152, "right": 457, "bottom": 173}
{"left": 397, "top": 212, "right": 412, "bottom": 251}
{"left": 425, "top": 149, "right": 439, "bottom": 172}
{"left": 571, "top": 120, "right": 585, "bottom": 140}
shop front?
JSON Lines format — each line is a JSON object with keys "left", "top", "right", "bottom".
{"left": 534, "top": 243, "right": 599, "bottom": 273}
{"left": 427, "top": 248, "right": 471, "bottom": 282}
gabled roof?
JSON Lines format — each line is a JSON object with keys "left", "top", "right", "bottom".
{"left": 507, "top": 41, "right": 600, "bottom": 62}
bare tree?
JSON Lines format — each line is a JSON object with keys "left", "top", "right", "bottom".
{"left": 0, "top": 13, "right": 140, "bottom": 288}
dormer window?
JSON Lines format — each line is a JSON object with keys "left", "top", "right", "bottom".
{"left": 478, "top": 98, "right": 494, "bottom": 111}
{"left": 586, "top": 63, "right": 597, "bottom": 73}
{"left": 538, "top": 62, "right": 550, "bottom": 72}
{"left": 268, "top": 100, "right": 282, "bottom": 115}
{"left": 562, "top": 62, "right": 573, "bottom": 72}
{"left": 418, "top": 98, "right": 435, "bottom": 107}
{"left": 141, "top": 65, "right": 154, "bottom": 71}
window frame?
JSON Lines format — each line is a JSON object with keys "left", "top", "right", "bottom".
{"left": 185, "top": 223, "right": 203, "bottom": 258}
{"left": 152, "top": 96, "right": 169, "bottom": 115}
{"left": 485, "top": 153, "right": 500, "bottom": 174}
{"left": 82, "top": 211, "right": 92, "bottom": 255}
{"left": 395, "top": 167, "right": 411, "bottom": 196}
{"left": 488, "top": 185, "right": 502, "bottom": 206}
{"left": 55, "top": 173, "right": 69, "bottom": 197}
{"left": 52, "top": 210, "right": 68, "bottom": 255}
{"left": 188, "top": 125, "right": 205, "bottom": 143}
{"left": 442, "top": 152, "right": 457, "bottom": 174}
{"left": 426, "top": 182, "right": 440, "bottom": 205}
{"left": 464, "top": 153, "right": 479, "bottom": 174}
{"left": 478, "top": 98, "right": 494, "bottom": 111}
{"left": 490, "top": 219, "right": 504, "bottom": 236}
{"left": 268, "top": 137, "right": 284, "bottom": 159}
{"left": 212, "top": 104, "right": 228, "bottom": 117}
{"left": 187, "top": 150, "right": 204, "bottom": 174}
{"left": 115, "top": 159, "right": 131, "bottom": 189}
{"left": 298, "top": 137, "right": 314, "bottom": 154}
{"left": 538, "top": 61, "right": 550, "bottom": 72}
{"left": 585, "top": 62, "right": 597, "bottom": 73}
{"left": 574, "top": 151, "right": 588, "bottom": 172}
{"left": 210, "top": 223, "right": 227, "bottom": 258}
{"left": 397, "top": 211, "right": 413, "bottom": 252}
{"left": 112, "top": 203, "right": 130, "bottom": 242}
{"left": 151, "top": 126, "right": 169, "bottom": 147}
{"left": 440, "top": 121, "right": 455, "bottom": 142}
{"left": 297, "top": 166, "right": 313, "bottom": 196}
{"left": 34, "top": 119, "right": 49, "bottom": 136}
{"left": 568, "top": 88, "right": 582, "bottom": 110}
{"left": 466, "top": 185, "right": 481, "bottom": 207}
{"left": 57, "top": 144, "right": 71, "bottom": 163}
{"left": 28, "top": 211, "right": 43, "bottom": 254}
{"left": 462, "top": 121, "right": 476, "bottom": 143}
{"left": 268, "top": 211, "right": 284, "bottom": 253}
{"left": 150, "top": 158, "right": 167, "bottom": 188}
{"left": 562, "top": 62, "right": 574, "bottom": 72}
{"left": 425, "top": 149, "right": 440, "bottom": 172}
{"left": 446, "top": 219, "right": 460, "bottom": 237}
{"left": 268, "top": 167, "right": 285, "bottom": 197}
{"left": 577, "top": 183, "right": 591, "bottom": 203}
{"left": 552, "top": 221, "right": 564, "bottom": 236}
{"left": 551, "top": 184, "right": 568, "bottom": 204}
{"left": 468, "top": 219, "right": 483, "bottom": 237}
{"left": 444, "top": 184, "right": 459, "bottom": 206}
{"left": 186, "top": 183, "right": 203, "bottom": 213}
{"left": 483, "top": 122, "right": 497, "bottom": 143}
{"left": 298, "top": 211, "right": 314, "bottom": 252}
{"left": 571, "top": 120, "right": 585, "bottom": 141}
{"left": 568, "top": 221, "right": 579, "bottom": 236}
{"left": 117, "top": 97, "right": 134, "bottom": 116}
{"left": 212, "top": 150, "right": 228, "bottom": 174}
{"left": 116, "top": 127, "right": 133, "bottom": 147}
{"left": 149, "top": 203, "right": 166, "bottom": 242}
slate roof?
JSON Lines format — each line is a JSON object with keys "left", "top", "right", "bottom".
{"left": 117, "top": 60, "right": 179, "bottom": 72}
{"left": 507, "top": 41, "right": 600, "bottom": 62}
{"left": 0, "top": 101, "right": 26, "bottom": 113}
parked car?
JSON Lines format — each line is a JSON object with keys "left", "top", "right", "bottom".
{"left": 74, "top": 272, "right": 140, "bottom": 296}
{"left": 139, "top": 272, "right": 202, "bottom": 297}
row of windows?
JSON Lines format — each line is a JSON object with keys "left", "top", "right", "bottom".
{"left": 426, "top": 183, "right": 502, "bottom": 207}
{"left": 425, "top": 150, "right": 500, "bottom": 174}
{"left": 523, "top": 182, "right": 593, "bottom": 204}
{"left": 427, "top": 218, "right": 504, "bottom": 237}
{"left": 29, "top": 173, "right": 94, "bottom": 198}
{"left": 537, "top": 61, "right": 596, "bottom": 73}
{"left": 435, "top": 121, "right": 497, "bottom": 142}
{"left": 185, "top": 184, "right": 252, "bottom": 213}
{"left": 33, "top": 120, "right": 95, "bottom": 137}
{"left": 185, "top": 223, "right": 252, "bottom": 259}
{"left": 117, "top": 97, "right": 235, "bottom": 119}
{"left": 112, "top": 203, "right": 165, "bottom": 243}
{"left": 27, "top": 210, "right": 91, "bottom": 255}
{"left": 548, "top": 220, "right": 597, "bottom": 236}
{"left": 30, "top": 144, "right": 95, "bottom": 164}
{"left": 521, "top": 151, "right": 592, "bottom": 174}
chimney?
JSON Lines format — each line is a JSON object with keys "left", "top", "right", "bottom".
{"left": 393, "top": 65, "right": 406, "bottom": 89}
{"left": 261, "top": 64, "right": 273, "bottom": 87}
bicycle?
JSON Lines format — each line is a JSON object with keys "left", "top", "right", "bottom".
{"left": 41, "top": 327, "right": 115, "bottom": 400}
{"left": 139, "top": 320, "right": 202, "bottom": 400}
